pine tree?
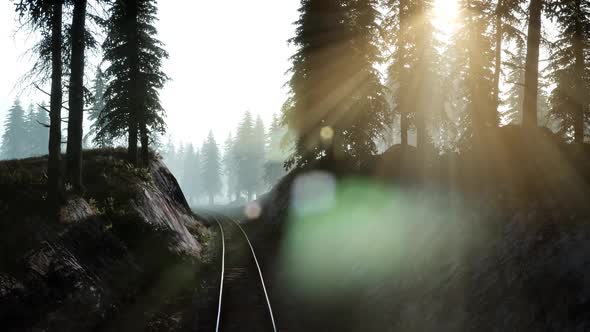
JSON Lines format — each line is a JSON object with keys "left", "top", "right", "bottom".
{"left": 201, "top": 131, "right": 222, "bottom": 205}
{"left": 65, "top": 0, "right": 88, "bottom": 192}
{"left": 191, "top": 148, "right": 202, "bottom": 204}
{"left": 264, "top": 113, "right": 289, "bottom": 187}
{"left": 252, "top": 115, "right": 266, "bottom": 195}
{"left": 175, "top": 142, "right": 186, "bottom": 184}
{"left": 15, "top": 0, "right": 69, "bottom": 207}
{"left": 503, "top": 46, "right": 527, "bottom": 124}
{"left": 98, "top": 0, "right": 169, "bottom": 165}
{"left": 386, "top": 0, "right": 440, "bottom": 148}
{"left": 452, "top": 0, "right": 496, "bottom": 142}
{"left": 1, "top": 100, "right": 27, "bottom": 160}
{"left": 235, "top": 111, "right": 255, "bottom": 200}
{"left": 492, "top": 0, "right": 526, "bottom": 120}
{"left": 33, "top": 105, "right": 50, "bottom": 156}
{"left": 522, "top": 0, "right": 544, "bottom": 128}
{"left": 24, "top": 104, "right": 37, "bottom": 155}
{"left": 86, "top": 66, "right": 106, "bottom": 147}
{"left": 223, "top": 132, "right": 238, "bottom": 201}
{"left": 182, "top": 143, "right": 196, "bottom": 203}
{"left": 286, "top": 0, "right": 389, "bottom": 167}
{"left": 503, "top": 44, "right": 551, "bottom": 127}
{"left": 547, "top": 0, "right": 590, "bottom": 142}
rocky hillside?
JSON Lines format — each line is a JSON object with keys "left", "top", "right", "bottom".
{"left": 254, "top": 127, "right": 590, "bottom": 331}
{"left": 0, "top": 149, "right": 213, "bottom": 332}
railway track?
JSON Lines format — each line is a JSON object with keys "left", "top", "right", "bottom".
{"left": 206, "top": 212, "right": 277, "bottom": 332}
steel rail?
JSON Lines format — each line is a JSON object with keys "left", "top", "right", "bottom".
{"left": 212, "top": 215, "right": 225, "bottom": 332}
{"left": 227, "top": 217, "right": 278, "bottom": 332}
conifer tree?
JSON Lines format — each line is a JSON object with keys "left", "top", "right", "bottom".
{"left": 264, "top": 114, "right": 289, "bottom": 187}
{"left": 286, "top": 0, "right": 389, "bottom": 167}
{"left": 522, "top": 0, "right": 544, "bottom": 128}
{"left": 65, "top": 0, "right": 88, "bottom": 192}
{"left": 253, "top": 115, "right": 266, "bottom": 195}
{"left": 24, "top": 104, "right": 37, "bottom": 155}
{"left": 503, "top": 46, "right": 527, "bottom": 124}
{"left": 548, "top": 0, "right": 590, "bottom": 142}
{"left": 386, "top": 0, "right": 440, "bottom": 148}
{"left": 503, "top": 45, "right": 551, "bottom": 126}
{"left": 223, "top": 132, "right": 238, "bottom": 201}
{"left": 182, "top": 143, "right": 197, "bottom": 203}
{"left": 175, "top": 142, "right": 185, "bottom": 184}
{"left": 98, "top": 0, "right": 169, "bottom": 165}
{"left": 491, "top": 0, "right": 526, "bottom": 120}
{"left": 1, "top": 100, "right": 27, "bottom": 160}
{"left": 191, "top": 148, "right": 202, "bottom": 204}
{"left": 201, "top": 131, "right": 222, "bottom": 205}
{"left": 235, "top": 111, "right": 255, "bottom": 200}
{"left": 86, "top": 66, "right": 106, "bottom": 147}
{"left": 15, "top": 0, "right": 66, "bottom": 206}
{"left": 452, "top": 0, "right": 496, "bottom": 141}
{"left": 32, "top": 105, "right": 50, "bottom": 156}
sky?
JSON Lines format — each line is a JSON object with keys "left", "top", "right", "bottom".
{"left": 0, "top": 0, "right": 300, "bottom": 146}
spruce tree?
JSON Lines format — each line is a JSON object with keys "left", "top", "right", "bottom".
{"left": 547, "top": 0, "right": 590, "bottom": 142}
{"left": 24, "top": 104, "right": 37, "bottom": 155}
{"left": 491, "top": 0, "right": 526, "bottom": 120}
{"left": 1, "top": 100, "right": 27, "bottom": 160}
{"left": 223, "top": 132, "right": 238, "bottom": 201}
{"left": 522, "top": 0, "right": 544, "bottom": 128}
{"left": 264, "top": 114, "right": 289, "bottom": 187}
{"left": 253, "top": 115, "right": 266, "bottom": 195}
{"left": 86, "top": 66, "right": 106, "bottom": 147}
{"left": 503, "top": 46, "right": 527, "bottom": 124}
{"left": 191, "top": 148, "right": 202, "bottom": 204}
{"left": 182, "top": 143, "right": 196, "bottom": 203}
{"left": 33, "top": 105, "right": 50, "bottom": 156}
{"left": 235, "top": 111, "right": 255, "bottom": 200}
{"left": 98, "top": 0, "right": 169, "bottom": 165}
{"left": 503, "top": 45, "right": 551, "bottom": 126}
{"left": 452, "top": 0, "right": 496, "bottom": 142}
{"left": 386, "top": 0, "right": 440, "bottom": 148}
{"left": 286, "top": 0, "right": 389, "bottom": 167}
{"left": 65, "top": 0, "right": 88, "bottom": 192}
{"left": 15, "top": 0, "right": 66, "bottom": 206}
{"left": 201, "top": 131, "right": 222, "bottom": 205}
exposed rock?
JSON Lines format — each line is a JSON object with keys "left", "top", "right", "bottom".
{"left": 128, "top": 159, "right": 201, "bottom": 256}
{"left": 59, "top": 197, "right": 95, "bottom": 224}
{"left": 0, "top": 152, "right": 208, "bottom": 332}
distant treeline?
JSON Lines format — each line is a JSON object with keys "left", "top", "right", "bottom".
{"left": 1, "top": 101, "right": 49, "bottom": 160}
{"left": 163, "top": 111, "right": 291, "bottom": 206}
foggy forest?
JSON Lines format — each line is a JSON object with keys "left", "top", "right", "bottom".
{"left": 2, "top": 0, "right": 590, "bottom": 331}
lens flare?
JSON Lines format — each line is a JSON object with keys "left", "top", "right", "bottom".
{"left": 244, "top": 201, "right": 262, "bottom": 219}
{"left": 320, "top": 126, "right": 334, "bottom": 142}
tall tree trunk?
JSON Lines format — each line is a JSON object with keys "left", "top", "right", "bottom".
{"left": 492, "top": 0, "right": 503, "bottom": 125}
{"left": 47, "top": 0, "right": 64, "bottom": 208}
{"left": 66, "top": 0, "right": 87, "bottom": 192}
{"left": 522, "top": 0, "right": 543, "bottom": 128}
{"left": 140, "top": 124, "right": 149, "bottom": 166}
{"left": 573, "top": 0, "right": 585, "bottom": 143}
{"left": 128, "top": 117, "right": 138, "bottom": 165}
{"left": 400, "top": 114, "right": 408, "bottom": 145}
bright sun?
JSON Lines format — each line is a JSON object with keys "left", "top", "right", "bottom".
{"left": 433, "top": 0, "right": 459, "bottom": 36}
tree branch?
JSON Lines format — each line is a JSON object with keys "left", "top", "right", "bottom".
{"left": 34, "top": 83, "right": 51, "bottom": 97}
{"left": 36, "top": 120, "right": 50, "bottom": 128}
